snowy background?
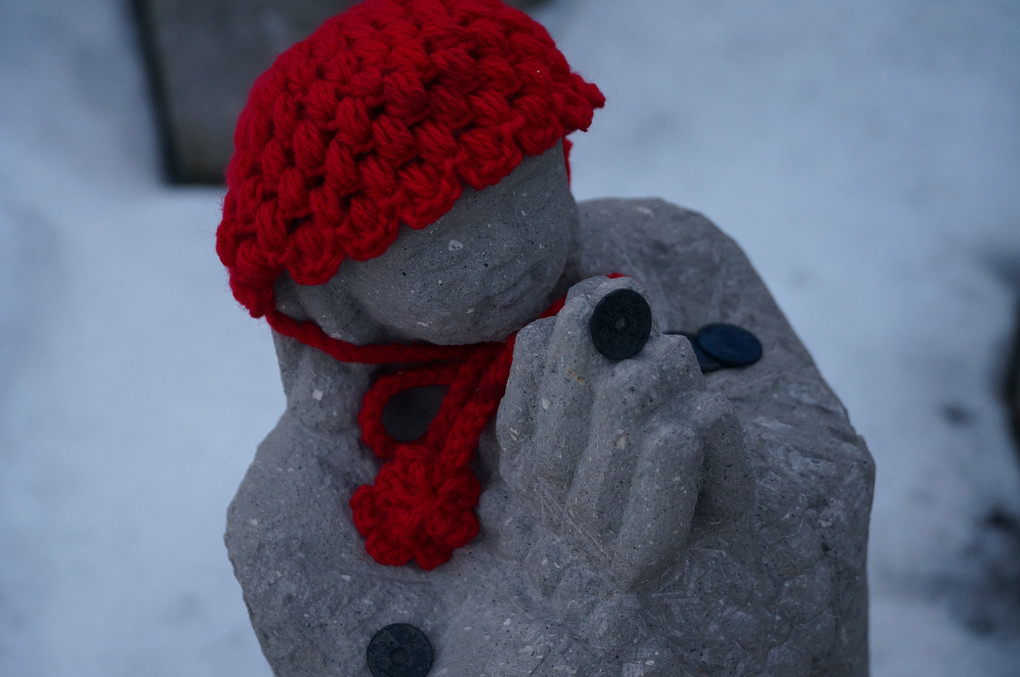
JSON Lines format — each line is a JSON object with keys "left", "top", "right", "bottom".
{"left": 2, "top": 0, "right": 1019, "bottom": 675}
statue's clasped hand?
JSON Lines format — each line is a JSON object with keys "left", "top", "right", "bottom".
{"left": 497, "top": 276, "right": 752, "bottom": 596}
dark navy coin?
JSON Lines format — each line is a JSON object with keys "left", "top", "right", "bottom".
{"left": 366, "top": 623, "right": 433, "bottom": 677}
{"left": 695, "top": 323, "right": 763, "bottom": 368}
{"left": 589, "top": 288, "right": 652, "bottom": 360}
{"left": 666, "top": 331, "right": 724, "bottom": 373}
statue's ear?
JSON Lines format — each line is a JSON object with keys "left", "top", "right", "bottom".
{"left": 273, "top": 269, "right": 383, "bottom": 345}
{"left": 271, "top": 270, "right": 376, "bottom": 402}
{"left": 273, "top": 272, "right": 313, "bottom": 323}
{"left": 270, "top": 273, "right": 315, "bottom": 397}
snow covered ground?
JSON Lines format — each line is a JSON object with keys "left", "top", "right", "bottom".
{"left": 1, "top": 0, "right": 1018, "bottom": 675}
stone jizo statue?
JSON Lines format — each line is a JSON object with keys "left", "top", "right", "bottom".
{"left": 216, "top": 1, "right": 875, "bottom": 675}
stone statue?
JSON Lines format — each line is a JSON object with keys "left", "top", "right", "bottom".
{"left": 216, "top": 1, "right": 875, "bottom": 675}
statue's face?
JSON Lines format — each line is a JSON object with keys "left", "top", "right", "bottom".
{"left": 331, "top": 142, "right": 578, "bottom": 344}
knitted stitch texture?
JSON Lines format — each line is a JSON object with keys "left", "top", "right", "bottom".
{"left": 216, "top": 0, "right": 604, "bottom": 569}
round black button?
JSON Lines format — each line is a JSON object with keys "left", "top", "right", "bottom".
{"left": 696, "top": 323, "right": 763, "bottom": 368}
{"left": 668, "top": 331, "right": 724, "bottom": 373}
{"left": 366, "top": 623, "right": 433, "bottom": 677}
{"left": 589, "top": 288, "right": 652, "bottom": 360}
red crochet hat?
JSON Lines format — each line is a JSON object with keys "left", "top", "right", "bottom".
{"left": 216, "top": 0, "right": 604, "bottom": 327}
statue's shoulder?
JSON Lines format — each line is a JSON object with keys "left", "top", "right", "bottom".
{"left": 572, "top": 198, "right": 759, "bottom": 331}
{"left": 576, "top": 197, "right": 738, "bottom": 256}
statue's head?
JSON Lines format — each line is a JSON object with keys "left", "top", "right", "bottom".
{"left": 217, "top": 0, "right": 604, "bottom": 345}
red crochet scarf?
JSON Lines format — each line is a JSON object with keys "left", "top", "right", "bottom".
{"left": 267, "top": 297, "right": 565, "bottom": 570}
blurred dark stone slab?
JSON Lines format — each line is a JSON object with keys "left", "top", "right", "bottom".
{"left": 1007, "top": 303, "right": 1020, "bottom": 455}
{"left": 132, "top": 0, "right": 547, "bottom": 184}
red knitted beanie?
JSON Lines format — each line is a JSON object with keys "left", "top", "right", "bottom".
{"left": 216, "top": 0, "right": 604, "bottom": 324}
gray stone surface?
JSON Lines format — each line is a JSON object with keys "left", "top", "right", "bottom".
{"left": 225, "top": 146, "right": 875, "bottom": 675}
{"left": 133, "top": 0, "right": 548, "bottom": 183}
